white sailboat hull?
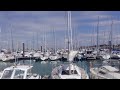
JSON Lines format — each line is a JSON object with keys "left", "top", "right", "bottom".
{"left": 51, "top": 65, "right": 89, "bottom": 79}
{"left": 90, "top": 66, "right": 120, "bottom": 79}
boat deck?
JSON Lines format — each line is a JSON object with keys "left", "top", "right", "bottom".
{"left": 51, "top": 67, "right": 89, "bottom": 79}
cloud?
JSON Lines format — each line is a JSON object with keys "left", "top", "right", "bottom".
{"left": 0, "top": 11, "right": 120, "bottom": 49}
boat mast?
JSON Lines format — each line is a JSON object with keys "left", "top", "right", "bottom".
{"left": 93, "top": 25, "right": 95, "bottom": 48}
{"left": 0, "top": 27, "right": 1, "bottom": 50}
{"left": 43, "top": 26, "right": 47, "bottom": 53}
{"left": 45, "top": 29, "right": 47, "bottom": 53}
{"left": 96, "top": 16, "right": 99, "bottom": 56}
{"left": 69, "top": 11, "right": 73, "bottom": 51}
{"left": 103, "top": 30, "right": 106, "bottom": 49}
{"left": 64, "top": 13, "right": 67, "bottom": 50}
{"left": 64, "top": 29, "right": 67, "bottom": 50}
{"left": 16, "top": 40, "right": 18, "bottom": 52}
{"left": 74, "top": 27, "right": 78, "bottom": 50}
{"left": 32, "top": 32, "right": 35, "bottom": 50}
{"left": 36, "top": 32, "right": 39, "bottom": 50}
{"left": 53, "top": 27, "right": 56, "bottom": 54}
{"left": 42, "top": 28, "right": 44, "bottom": 53}
{"left": 92, "top": 27, "right": 94, "bottom": 48}
{"left": 67, "top": 11, "right": 73, "bottom": 75}
{"left": 67, "top": 11, "right": 71, "bottom": 54}
{"left": 90, "top": 28, "right": 93, "bottom": 47}
{"left": 10, "top": 28, "right": 14, "bottom": 52}
{"left": 110, "top": 19, "right": 113, "bottom": 55}
{"left": 26, "top": 40, "right": 28, "bottom": 51}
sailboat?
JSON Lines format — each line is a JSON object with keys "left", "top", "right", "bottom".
{"left": 101, "top": 19, "right": 114, "bottom": 60}
{"left": 90, "top": 65, "right": 120, "bottom": 79}
{"left": 51, "top": 11, "right": 89, "bottom": 79}
{"left": 49, "top": 27, "right": 60, "bottom": 61}
{"left": 40, "top": 28, "right": 49, "bottom": 61}
{"left": 90, "top": 19, "right": 120, "bottom": 79}
{"left": 51, "top": 50, "right": 89, "bottom": 79}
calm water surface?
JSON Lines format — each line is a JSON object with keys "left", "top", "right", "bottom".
{"left": 0, "top": 60, "right": 103, "bottom": 76}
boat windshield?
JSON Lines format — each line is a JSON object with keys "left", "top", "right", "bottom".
{"left": 13, "top": 69, "right": 25, "bottom": 79}
{"left": 62, "top": 70, "right": 78, "bottom": 75}
{"left": 1, "top": 70, "right": 13, "bottom": 79}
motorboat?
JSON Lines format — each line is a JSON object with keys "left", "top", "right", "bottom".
{"left": 0, "top": 65, "right": 41, "bottom": 79}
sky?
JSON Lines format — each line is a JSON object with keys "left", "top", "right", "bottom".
{"left": 0, "top": 11, "right": 120, "bottom": 50}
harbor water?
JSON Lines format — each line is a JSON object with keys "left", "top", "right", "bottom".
{"left": 0, "top": 60, "right": 103, "bottom": 77}
{"left": 0, "top": 60, "right": 97, "bottom": 76}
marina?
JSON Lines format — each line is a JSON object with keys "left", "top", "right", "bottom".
{"left": 0, "top": 60, "right": 90, "bottom": 79}
{"left": 0, "top": 11, "right": 120, "bottom": 79}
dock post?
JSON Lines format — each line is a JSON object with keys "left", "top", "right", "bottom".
{"left": 23, "top": 43, "right": 25, "bottom": 57}
{"left": 41, "top": 46, "right": 42, "bottom": 52}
